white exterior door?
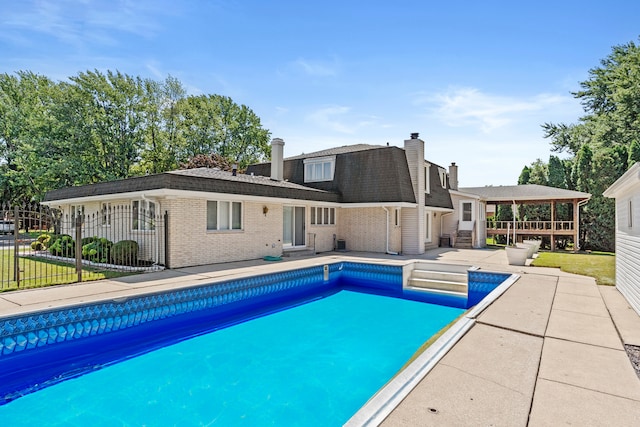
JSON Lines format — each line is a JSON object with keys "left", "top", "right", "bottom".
{"left": 459, "top": 200, "right": 475, "bottom": 231}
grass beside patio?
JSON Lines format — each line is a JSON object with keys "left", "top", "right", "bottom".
{"left": 0, "top": 249, "right": 134, "bottom": 292}
{"left": 530, "top": 251, "right": 615, "bottom": 286}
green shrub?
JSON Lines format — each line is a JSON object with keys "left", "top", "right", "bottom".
{"left": 82, "top": 237, "right": 113, "bottom": 263}
{"left": 111, "top": 240, "right": 139, "bottom": 266}
{"left": 37, "top": 233, "right": 51, "bottom": 246}
{"left": 48, "top": 234, "right": 75, "bottom": 257}
{"left": 81, "top": 236, "right": 98, "bottom": 246}
{"left": 31, "top": 233, "right": 52, "bottom": 251}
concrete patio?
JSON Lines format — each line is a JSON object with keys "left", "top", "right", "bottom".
{"left": 1, "top": 247, "right": 639, "bottom": 426}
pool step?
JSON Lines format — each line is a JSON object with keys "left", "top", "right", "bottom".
{"left": 406, "top": 269, "right": 467, "bottom": 297}
{"left": 410, "top": 269, "right": 467, "bottom": 283}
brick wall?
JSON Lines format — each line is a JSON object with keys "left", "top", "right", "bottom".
{"left": 337, "top": 207, "right": 393, "bottom": 253}
{"left": 165, "top": 199, "right": 283, "bottom": 268}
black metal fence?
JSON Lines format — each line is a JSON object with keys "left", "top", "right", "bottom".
{"left": 0, "top": 202, "right": 166, "bottom": 291}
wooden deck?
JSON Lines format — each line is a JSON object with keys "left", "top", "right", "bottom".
{"left": 486, "top": 220, "right": 577, "bottom": 237}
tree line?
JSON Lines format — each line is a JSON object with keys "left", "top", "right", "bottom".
{"left": 511, "top": 38, "right": 640, "bottom": 252}
{"left": 0, "top": 70, "right": 271, "bottom": 203}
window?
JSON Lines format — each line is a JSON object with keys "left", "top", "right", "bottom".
{"left": 70, "top": 205, "right": 85, "bottom": 224}
{"left": 438, "top": 168, "right": 447, "bottom": 188}
{"left": 310, "top": 207, "right": 335, "bottom": 225}
{"left": 424, "top": 163, "right": 431, "bottom": 194}
{"left": 395, "top": 208, "right": 401, "bottom": 227}
{"left": 462, "top": 202, "right": 472, "bottom": 222}
{"left": 629, "top": 200, "right": 633, "bottom": 228}
{"left": 132, "top": 200, "right": 156, "bottom": 230}
{"left": 207, "top": 201, "right": 242, "bottom": 231}
{"left": 304, "top": 157, "right": 335, "bottom": 182}
{"left": 425, "top": 211, "right": 432, "bottom": 243}
{"left": 101, "top": 203, "right": 111, "bottom": 226}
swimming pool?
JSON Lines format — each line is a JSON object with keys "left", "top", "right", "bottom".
{"left": 0, "top": 261, "right": 512, "bottom": 425}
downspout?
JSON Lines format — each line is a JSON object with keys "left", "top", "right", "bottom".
{"left": 576, "top": 199, "right": 589, "bottom": 251}
{"left": 382, "top": 207, "right": 399, "bottom": 255}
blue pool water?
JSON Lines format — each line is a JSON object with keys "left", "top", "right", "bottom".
{"left": 0, "top": 290, "right": 463, "bottom": 426}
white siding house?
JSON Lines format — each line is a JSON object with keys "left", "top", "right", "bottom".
{"left": 603, "top": 162, "right": 640, "bottom": 315}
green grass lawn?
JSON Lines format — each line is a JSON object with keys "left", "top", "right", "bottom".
{"left": 530, "top": 251, "right": 615, "bottom": 286}
{"left": 0, "top": 248, "right": 134, "bottom": 292}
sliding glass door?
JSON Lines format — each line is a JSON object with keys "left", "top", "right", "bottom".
{"left": 283, "top": 206, "right": 306, "bottom": 247}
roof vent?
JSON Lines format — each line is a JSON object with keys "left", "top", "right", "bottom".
{"left": 410, "top": 132, "right": 419, "bottom": 139}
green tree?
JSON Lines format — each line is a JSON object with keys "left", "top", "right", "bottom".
{"left": 135, "top": 75, "right": 186, "bottom": 175}
{"left": 66, "top": 70, "right": 146, "bottom": 182}
{"left": 176, "top": 95, "right": 271, "bottom": 168}
{"left": 0, "top": 70, "right": 272, "bottom": 203}
{"left": 628, "top": 139, "right": 640, "bottom": 165}
{"left": 548, "top": 155, "right": 567, "bottom": 189}
{"left": 517, "top": 165, "right": 531, "bottom": 184}
{"left": 0, "top": 72, "right": 61, "bottom": 202}
{"left": 518, "top": 159, "right": 549, "bottom": 221}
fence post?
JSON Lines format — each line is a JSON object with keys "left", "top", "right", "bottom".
{"left": 13, "top": 206, "right": 20, "bottom": 287}
{"left": 75, "top": 216, "right": 82, "bottom": 282}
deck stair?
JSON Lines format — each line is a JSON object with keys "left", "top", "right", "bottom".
{"left": 406, "top": 268, "right": 468, "bottom": 298}
{"left": 455, "top": 230, "right": 473, "bottom": 249}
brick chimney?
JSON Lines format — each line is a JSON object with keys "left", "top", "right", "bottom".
{"left": 403, "top": 133, "right": 426, "bottom": 255}
{"left": 449, "top": 162, "right": 458, "bottom": 190}
{"left": 270, "top": 138, "right": 285, "bottom": 181}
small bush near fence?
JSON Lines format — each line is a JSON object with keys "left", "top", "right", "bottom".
{"left": 1, "top": 202, "right": 165, "bottom": 290}
{"left": 111, "top": 240, "right": 139, "bottom": 266}
{"left": 81, "top": 237, "right": 113, "bottom": 263}
{"left": 48, "top": 234, "right": 76, "bottom": 257}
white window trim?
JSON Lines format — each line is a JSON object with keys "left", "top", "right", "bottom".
{"left": 310, "top": 206, "right": 336, "bottom": 226}
{"left": 395, "top": 208, "right": 401, "bottom": 227}
{"left": 207, "top": 200, "right": 243, "bottom": 231}
{"left": 303, "top": 156, "right": 336, "bottom": 182}
{"left": 461, "top": 201, "right": 473, "bottom": 222}
{"left": 424, "top": 163, "right": 431, "bottom": 194}
{"left": 101, "top": 202, "right": 111, "bottom": 227}
{"left": 438, "top": 167, "right": 447, "bottom": 188}
{"left": 132, "top": 200, "right": 156, "bottom": 231}
{"left": 70, "top": 204, "right": 85, "bottom": 224}
{"left": 425, "top": 210, "right": 432, "bottom": 243}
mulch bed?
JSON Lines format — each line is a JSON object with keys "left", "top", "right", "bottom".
{"left": 625, "top": 345, "right": 640, "bottom": 379}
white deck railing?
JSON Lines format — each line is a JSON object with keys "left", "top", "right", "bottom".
{"left": 487, "top": 220, "right": 574, "bottom": 231}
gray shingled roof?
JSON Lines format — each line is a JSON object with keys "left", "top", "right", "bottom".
{"left": 44, "top": 168, "right": 340, "bottom": 203}
{"left": 246, "top": 145, "right": 454, "bottom": 209}
{"left": 168, "top": 168, "right": 330, "bottom": 192}
{"left": 460, "top": 184, "right": 591, "bottom": 201}
{"left": 284, "top": 144, "right": 387, "bottom": 160}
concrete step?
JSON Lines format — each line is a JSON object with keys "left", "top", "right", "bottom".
{"left": 405, "top": 285, "right": 467, "bottom": 298}
{"left": 455, "top": 243, "right": 473, "bottom": 249}
{"left": 282, "top": 249, "right": 315, "bottom": 258}
{"left": 411, "top": 269, "right": 467, "bottom": 283}
{"left": 408, "top": 277, "right": 467, "bottom": 293}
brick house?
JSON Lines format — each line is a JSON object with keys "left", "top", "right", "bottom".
{"left": 42, "top": 134, "right": 455, "bottom": 268}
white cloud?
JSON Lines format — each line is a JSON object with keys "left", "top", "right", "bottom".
{"left": 0, "top": 0, "right": 173, "bottom": 47}
{"left": 292, "top": 57, "right": 340, "bottom": 77}
{"left": 417, "top": 87, "right": 578, "bottom": 133}
{"left": 306, "top": 105, "right": 354, "bottom": 133}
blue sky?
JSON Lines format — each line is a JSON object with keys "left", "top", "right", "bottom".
{"left": 1, "top": 1, "right": 639, "bottom": 186}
